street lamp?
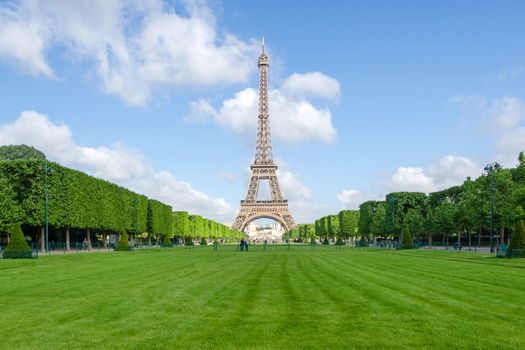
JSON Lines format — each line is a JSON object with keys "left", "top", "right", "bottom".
{"left": 38, "top": 161, "right": 57, "bottom": 254}
{"left": 132, "top": 198, "right": 139, "bottom": 247}
{"left": 484, "top": 162, "right": 501, "bottom": 253}
{"left": 388, "top": 195, "right": 397, "bottom": 246}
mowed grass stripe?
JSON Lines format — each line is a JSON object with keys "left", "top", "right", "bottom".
{"left": 1, "top": 248, "right": 524, "bottom": 349}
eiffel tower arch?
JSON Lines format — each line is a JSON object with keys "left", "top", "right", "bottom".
{"left": 232, "top": 39, "right": 297, "bottom": 232}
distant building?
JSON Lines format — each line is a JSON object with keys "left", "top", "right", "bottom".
{"left": 245, "top": 222, "right": 285, "bottom": 241}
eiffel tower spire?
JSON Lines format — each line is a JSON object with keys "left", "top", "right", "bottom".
{"left": 254, "top": 38, "right": 273, "bottom": 165}
{"left": 232, "top": 38, "right": 296, "bottom": 232}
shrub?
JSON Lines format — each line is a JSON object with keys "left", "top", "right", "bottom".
{"left": 3, "top": 224, "right": 32, "bottom": 259}
{"left": 200, "top": 237, "right": 207, "bottom": 245}
{"left": 507, "top": 220, "right": 525, "bottom": 258}
{"left": 185, "top": 237, "right": 194, "bottom": 246}
{"left": 335, "top": 237, "right": 345, "bottom": 245}
{"left": 359, "top": 235, "right": 369, "bottom": 247}
{"left": 116, "top": 231, "right": 130, "bottom": 251}
{"left": 162, "top": 234, "right": 171, "bottom": 247}
{"left": 401, "top": 224, "right": 414, "bottom": 249}
{"left": 322, "top": 237, "right": 329, "bottom": 245}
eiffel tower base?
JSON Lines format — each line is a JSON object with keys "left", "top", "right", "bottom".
{"left": 232, "top": 200, "right": 296, "bottom": 232}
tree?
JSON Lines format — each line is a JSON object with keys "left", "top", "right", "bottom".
{"left": 507, "top": 220, "right": 525, "bottom": 258}
{"left": 339, "top": 210, "right": 359, "bottom": 241}
{"left": 173, "top": 211, "right": 189, "bottom": 238}
{"left": 0, "top": 144, "right": 46, "bottom": 161}
{"left": 327, "top": 215, "right": 340, "bottom": 239}
{"left": 116, "top": 231, "right": 129, "bottom": 251}
{"left": 400, "top": 223, "right": 414, "bottom": 249}
{"left": 3, "top": 223, "right": 31, "bottom": 258}
{"left": 370, "top": 202, "right": 387, "bottom": 238}
{"left": 0, "top": 177, "right": 24, "bottom": 233}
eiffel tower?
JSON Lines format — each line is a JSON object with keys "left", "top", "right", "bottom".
{"left": 232, "top": 39, "right": 297, "bottom": 232}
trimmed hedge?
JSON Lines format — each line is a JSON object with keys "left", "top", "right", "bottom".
{"left": 3, "top": 224, "right": 32, "bottom": 259}
{"left": 400, "top": 224, "right": 415, "bottom": 249}
{"left": 116, "top": 231, "right": 130, "bottom": 251}
{"left": 507, "top": 220, "right": 525, "bottom": 258}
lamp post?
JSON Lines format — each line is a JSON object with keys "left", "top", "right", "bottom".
{"left": 132, "top": 198, "right": 139, "bottom": 247}
{"left": 388, "top": 195, "right": 397, "bottom": 246}
{"left": 38, "top": 161, "right": 56, "bottom": 254}
{"left": 484, "top": 162, "right": 501, "bottom": 253}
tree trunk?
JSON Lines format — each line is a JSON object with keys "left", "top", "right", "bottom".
{"left": 65, "top": 228, "right": 71, "bottom": 252}
{"left": 86, "top": 229, "right": 92, "bottom": 250}
{"left": 457, "top": 231, "right": 461, "bottom": 247}
{"left": 500, "top": 227, "right": 505, "bottom": 246}
{"left": 468, "top": 231, "right": 472, "bottom": 250}
{"left": 478, "top": 226, "right": 482, "bottom": 247}
{"left": 446, "top": 234, "right": 449, "bottom": 249}
{"left": 103, "top": 234, "right": 107, "bottom": 249}
{"left": 40, "top": 226, "right": 45, "bottom": 254}
{"left": 148, "top": 236, "right": 152, "bottom": 246}
{"left": 130, "top": 233, "right": 135, "bottom": 247}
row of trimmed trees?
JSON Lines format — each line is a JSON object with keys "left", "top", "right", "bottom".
{"left": 282, "top": 210, "right": 360, "bottom": 244}
{"left": 172, "top": 211, "right": 244, "bottom": 245}
{"left": 0, "top": 147, "right": 243, "bottom": 252}
{"left": 285, "top": 153, "right": 525, "bottom": 254}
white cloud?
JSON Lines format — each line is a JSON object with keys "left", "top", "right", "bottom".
{"left": 185, "top": 72, "right": 339, "bottom": 144}
{"left": 337, "top": 154, "right": 481, "bottom": 210}
{"left": 427, "top": 155, "right": 480, "bottom": 189}
{"left": 386, "top": 167, "right": 435, "bottom": 193}
{"left": 0, "top": 111, "right": 236, "bottom": 221}
{"left": 496, "top": 127, "right": 525, "bottom": 167}
{"left": 277, "top": 169, "right": 311, "bottom": 202}
{"left": 451, "top": 95, "right": 525, "bottom": 167}
{"left": 337, "top": 189, "right": 382, "bottom": 210}
{"left": 0, "top": 0, "right": 258, "bottom": 105}
{"left": 385, "top": 155, "right": 481, "bottom": 194}
{"left": 489, "top": 97, "right": 524, "bottom": 131}
{"left": 281, "top": 72, "right": 341, "bottom": 101}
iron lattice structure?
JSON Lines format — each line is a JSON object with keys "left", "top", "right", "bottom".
{"left": 232, "top": 41, "right": 297, "bottom": 232}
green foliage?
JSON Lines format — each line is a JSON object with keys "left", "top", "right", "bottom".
{"left": 0, "top": 159, "right": 152, "bottom": 233}
{"left": 358, "top": 201, "right": 386, "bottom": 237}
{"left": 185, "top": 237, "right": 194, "bottom": 246}
{"left": 0, "top": 144, "right": 46, "bottom": 161}
{"left": 116, "top": 231, "right": 130, "bottom": 251}
{"left": 148, "top": 200, "right": 172, "bottom": 236}
{"left": 327, "top": 215, "right": 340, "bottom": 238}
{"left": 335, "top": 237, "right": 345, "bottom": 245}
{"left": 400, "top": 224, "right": 414, "bottom": 249}
{"left": 507, "top": 220, "right": 525, "bottom": 258}
{"left": 322, "top": 237, "right": 329, "bottom": 245}
{"left": 200, "top": 237, "right": 208, "bottom": 245}
{"left": 3, "top": 223, "right": 31, "bottom": 258}
{"left": 0, "top": 177, "right": 24, "bottom": 233}
{"left": 338, "top": 210, "right": 359, "bottom": 239}
{"left": 173, "top": 211, "right": 189, "bottom": 237}
{"left": 385, "top": 192, "right": 427, "bottom": 237}
{"left": 162, "top": 234, "right": 171, "bottom": 247}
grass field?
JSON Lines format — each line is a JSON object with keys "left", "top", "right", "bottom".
{"left": 1, "top": 246, "right": 524, "bottom": 349}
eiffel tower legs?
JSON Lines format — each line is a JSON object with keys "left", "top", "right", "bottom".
{"left": 232, "top": 165, "right": 296, "bottom": 232}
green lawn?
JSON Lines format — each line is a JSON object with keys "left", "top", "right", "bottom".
{"left": 1, "top": 246, "right": 524, "bottom": 349}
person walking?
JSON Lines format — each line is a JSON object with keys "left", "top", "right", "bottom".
{"left": 240, "top": 238, "right": 245, "bottom": 251}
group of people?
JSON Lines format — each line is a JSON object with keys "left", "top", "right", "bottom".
{"left": 239, "top": 238, "right": 249, "bottom": 251}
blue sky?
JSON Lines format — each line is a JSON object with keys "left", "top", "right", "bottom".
{"left": 0, "top": 0, "right": 524, "bottom": 224}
